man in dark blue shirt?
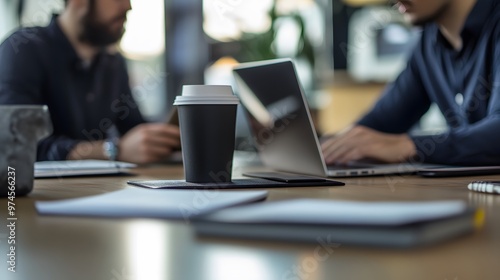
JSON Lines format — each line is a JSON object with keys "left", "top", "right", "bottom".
{"left": 0, "top": 0, "right": 180, "bottom": 163}
{"left": 322, "top": 0, "right": 500, "bottom": 166}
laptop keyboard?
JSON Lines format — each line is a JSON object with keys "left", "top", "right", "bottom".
{"left": 326, "top": 163, "right": 374, "bottom": 171}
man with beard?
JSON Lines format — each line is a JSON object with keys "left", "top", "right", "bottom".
{"left": 0, "top": 0, "right": 180, "bottom": 164}
{"left": 321, "top": 0, "right": 500, "bottom": 166}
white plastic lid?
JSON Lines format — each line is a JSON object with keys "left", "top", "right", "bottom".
{"left": 174, "top": 85, "right": 239, "bottom": 105}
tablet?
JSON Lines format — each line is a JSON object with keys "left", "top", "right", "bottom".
{"left": 418, "top": 166, "right": 500, "bottom": 177}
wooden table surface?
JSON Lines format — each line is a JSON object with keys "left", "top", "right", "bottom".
{"left": 1, "top": 164, "right": 500, "bottom": 280}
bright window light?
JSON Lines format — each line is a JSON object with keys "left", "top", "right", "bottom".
{"left": 203, "top": 0, "right": 274, "bottom": 42}
{"left": 120, "top": 0, "right": 165, "bottom": 59}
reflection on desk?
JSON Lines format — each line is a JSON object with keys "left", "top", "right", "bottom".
{"left": 1, "top": 165, "right": 500, "bottom": 280}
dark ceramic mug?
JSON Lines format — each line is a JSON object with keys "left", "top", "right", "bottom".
{"left": 0, "top": 105, "right": 52, "bottom": 196}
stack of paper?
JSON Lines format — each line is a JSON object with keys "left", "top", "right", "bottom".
{"left": 35, "top": 188, "right": 268, "bottom": 220}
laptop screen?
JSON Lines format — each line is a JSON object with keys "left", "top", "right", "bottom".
{"left": 233, "top": 59, "right": 328, "bottom": 176}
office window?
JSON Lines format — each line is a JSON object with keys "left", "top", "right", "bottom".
{"left": 203, "top": 0, "right": 274, "bottom": 42}
{"left": 0, "top": 0, "right": 20, "bottom": 42}
{"left": 202, "top": 0, "right": 331, "bottom": 90}
{"left": 120, "top": 0, "right": 167, "bottom": 120}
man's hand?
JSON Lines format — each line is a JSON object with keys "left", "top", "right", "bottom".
{"left": 320, "top": 125, "right": 416, "bottom": 165}
{"left": 118, "top": 123, "right": 181, "bottom": 164}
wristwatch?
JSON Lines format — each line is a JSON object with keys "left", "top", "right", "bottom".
{"left": 103, "top": 138, "right": 119, "bottom": 161}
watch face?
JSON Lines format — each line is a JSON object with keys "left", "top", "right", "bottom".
{"left": 104, "top": 140, "right": 118, "bottom": 160}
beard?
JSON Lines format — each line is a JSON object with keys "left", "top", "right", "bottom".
{"left": 78, "top": 0, "right": 127, "bottom": 47}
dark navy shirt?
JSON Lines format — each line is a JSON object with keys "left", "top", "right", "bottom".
{"left": 358, "top": 0, "right": 500, "bottom": 165}
{"left": 0, "top": 16, "right": 145, "bottom": 161}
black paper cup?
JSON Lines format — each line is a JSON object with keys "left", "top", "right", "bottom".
{"left": 174, "top": 85, "right": 239, "bottom": 183}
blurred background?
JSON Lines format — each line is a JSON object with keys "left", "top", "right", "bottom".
{"left": 0, "top": 0, "right": 446, "bottom": 139}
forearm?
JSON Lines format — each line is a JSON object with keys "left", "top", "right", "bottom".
{"left": 410, "top": 117, "right": 500, "bottom": 165}
{"left": 67, "top": 141, "right": 108, "bottom": 160}
{"left": 37, "top": 136, "right": 80, "bottom": 161}
{"left": 38, "top": 137, "right": 109, "bottom": 161}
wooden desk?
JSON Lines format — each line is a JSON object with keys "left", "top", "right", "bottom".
{"left": 1, "top": 165, "right": 500, "bottom": 280}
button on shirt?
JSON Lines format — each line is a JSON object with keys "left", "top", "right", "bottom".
{"left": 358, "top": 0, "right": 500, "bottom": 165}
{"left": 0, "top": 15, "right": 145, "bottom": 161}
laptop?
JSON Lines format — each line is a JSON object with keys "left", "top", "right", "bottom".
{"left": 233, "top": 58, "right": 430, "bottom": 177}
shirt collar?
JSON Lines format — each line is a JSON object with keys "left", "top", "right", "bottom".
{"left": 461, "top": 0, "right": 496, "bottom": 39}
{"left": 47, "top": 14, "right": 80, "bottom": 68}
{"left": 47, "top": 14, "right": 109, "bottom": 71}
{"left": 433, "top": 0, "right": 496, "bottom": 50}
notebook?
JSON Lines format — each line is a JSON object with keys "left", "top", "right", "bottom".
{"left": 193, "top": 199, "right": 483, "bottom": 247}
{"left": 35, "top": 160, "right": 136, "bottom": 178}
{"left": 233, "top": 59, "right": 437, "bottom": 177}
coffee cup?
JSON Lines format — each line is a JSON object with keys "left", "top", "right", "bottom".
{"left": 0, "top": 105, "right": 52, "bottom": 196}
{"left": 174, "top": 85, "right": 239, "bottom": 183}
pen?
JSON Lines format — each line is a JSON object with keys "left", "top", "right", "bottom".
{"left": 468, "top": 181, "right": 500, "bottom": 194}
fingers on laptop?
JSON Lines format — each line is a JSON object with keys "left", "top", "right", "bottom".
{"left": 321, "top": 126, "right": 415, "bottom": 164}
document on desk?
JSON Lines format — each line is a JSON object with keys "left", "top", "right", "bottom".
{"left": 35, "top": 160, "right": 137, "bottom": 178}
{"left": 193, "top": 199, "right": 483, "bottom": 247}
{"left": 35, "top": 188, "right": 268, "bottom": 220}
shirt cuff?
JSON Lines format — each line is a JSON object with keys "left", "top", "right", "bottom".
{"left": 37, "top": 136, "right": 82, "bottom": 161}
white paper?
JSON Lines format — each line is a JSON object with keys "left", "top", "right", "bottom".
{"left": 36, "top": 188, "right": 268, "bottom": 220}
{"left": 205, "top": 199, "right": 468, "bottom": 226}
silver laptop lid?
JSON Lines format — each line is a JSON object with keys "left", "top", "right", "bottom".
{"left": 233, "top": 59, "right": 328, "bottom": 177}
